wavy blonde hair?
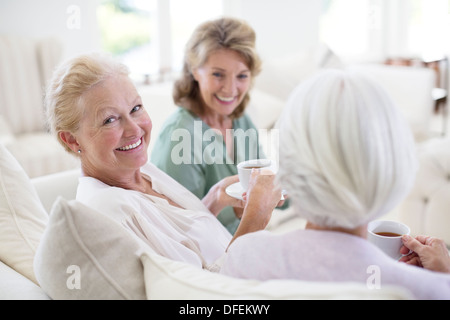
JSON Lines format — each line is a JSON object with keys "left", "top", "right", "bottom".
{"left": 173, "top": 17, "right": 262, "bottom": 119}
{"left": 45, "top": 53, "right": 129, "bottom": 154}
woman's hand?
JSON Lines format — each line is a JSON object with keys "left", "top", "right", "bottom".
{"left": 229, "top": 169, "right": 281, "bottom": 246}
{"left": 202, "top": 175, "right": 245, "bottom": 217}
{"left": 243, "top": 169, "right": 282, "bottom": 223}
{"left": 399, "top": 235, "right": 450, "bottom": 274}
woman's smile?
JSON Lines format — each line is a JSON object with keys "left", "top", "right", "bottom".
{"left": 116, "top": 137, "right": 143, "bottom": 152}
{"left": 215, "top": 94, "right": 237, "bottom": 105}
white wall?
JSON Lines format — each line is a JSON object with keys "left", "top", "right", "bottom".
{"left": 0, "top": 0, "right": 101, "bottom": 59}
{"left": 224, "top": 0, "right": 323, "bottom": 60}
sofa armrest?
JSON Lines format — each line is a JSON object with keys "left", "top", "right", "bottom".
{"left": 31, "top": 169, "right": 81, "bottom": 213}
{"left": 0, "top": 260, "right": 50, "bottom": 300}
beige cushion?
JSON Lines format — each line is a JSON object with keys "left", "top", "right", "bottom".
{"left": 141, "top": 251, "right": 412, "bottom": 300}
{"left": 0, "top": 143, "right": 48, "bottom": 284}
{"left": 34, "top": 198, "right": 146, "bottom": 300}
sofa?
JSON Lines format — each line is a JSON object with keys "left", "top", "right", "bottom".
{"left": 0, "top": 142, "right": 414, "bottom": 300}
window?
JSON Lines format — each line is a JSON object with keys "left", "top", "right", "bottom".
{"left": 97, "top": 0, "right": 157, "bottom": 80}
{"left": 407, "top": 0, "right": 449, "bottom": 60}
{"left": 170, "top": 0, "right": 222, "bottom": 71}
{"left": 320, "top": 0, "right": 449, "bottom": 61}
{"left": 97, "top": 0, "right": 222, "bottom": 83}
{"left": 320, "top": 0, "right": 381, "bottom": 61}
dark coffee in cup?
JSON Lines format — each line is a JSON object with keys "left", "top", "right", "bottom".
{"left": 242, "top": 165, "right": 267, "bottom": 169}
{"left": 375, "top": 232, "right": 401, "bottom": 237}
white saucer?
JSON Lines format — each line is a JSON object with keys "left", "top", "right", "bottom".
{"left": 225, "top": 182, "right": 245, "bottom": 200}
{"left": 225, "top": 182, "right": 287, "bottom": 201}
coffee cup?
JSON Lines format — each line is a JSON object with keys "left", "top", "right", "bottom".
{"left": 367, "top": 220, "right": 410, "bottom": 260}
{"left": 237, "top": 159, "right": 274, "bottom": 190}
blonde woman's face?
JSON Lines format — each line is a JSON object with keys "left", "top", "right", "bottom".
{"left": 76, "top": 74, "right": 152, "bottom": 178}
{"left": 193, "top": 49, "right": 251, "bottom": 118}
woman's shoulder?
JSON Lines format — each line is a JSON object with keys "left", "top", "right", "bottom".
{"left": 234, "top": 113, "right": 258, "bottom": 130}
{"left": 160, "top": 107, "right": 198, "bottom": 131}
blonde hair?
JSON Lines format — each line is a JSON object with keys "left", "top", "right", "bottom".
{"left": 277, "top": 69, "right": 418, "bottom": 229}
{"left": 45, "top": 53, "right": 129, "bottom": 153}
{"left": 173, "top": 17, "right": 262, "bottom": 119}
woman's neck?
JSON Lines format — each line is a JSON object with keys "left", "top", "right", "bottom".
{"left": 305, "top": 221, "right": 368, "bottom": 239}
{"left": 82, "top": 164, "right": 147, "bottom": 193}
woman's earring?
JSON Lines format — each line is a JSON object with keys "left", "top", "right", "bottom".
{"left": 77, "top": 149, "right": 81, "bottom": 154}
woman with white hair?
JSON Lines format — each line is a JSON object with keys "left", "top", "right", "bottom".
{"left": 220, "top": 69, "right": 450, "bottom": 299}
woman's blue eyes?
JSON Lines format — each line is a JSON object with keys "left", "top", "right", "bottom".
{"left": 212, "top": 73, "right": 249, "bottom": 79}
{"left": 131, "top": 105, "right": 142, "bottom": 113}
{"left": 102, "top": 105, "right": 142, "bottom": 125}
{"left": 103, "top": 117, "right": 115, "bottom": 125}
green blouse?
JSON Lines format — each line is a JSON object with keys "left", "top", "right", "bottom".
{"left": 150, "top": 107, "right": 265, "bottom": 234}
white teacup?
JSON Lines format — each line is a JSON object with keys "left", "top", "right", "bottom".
{"left": 367, "top": 220, "right": 410, "bottom": 260}
{"left": 237, "top": 159, "right": 274, "bottom": 190}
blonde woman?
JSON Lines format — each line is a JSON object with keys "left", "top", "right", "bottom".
{"left": 44, "top": 53, "right": 281, "bottom": 271}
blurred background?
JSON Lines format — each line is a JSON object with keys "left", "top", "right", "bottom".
{"left": 1, "top": 0, "right": 448, "bottom": 83}
{"left": 0, "top": 0, "right": 449, "bottom": 179}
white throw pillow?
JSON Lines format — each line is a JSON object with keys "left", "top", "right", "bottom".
{"left": 0, "top": 143, "right": 48, "bottom": 284}
{"left": 141, "top": 251, "right": 412, "bottom": 300}
{"left": 34, "top": 198, "right": 147, "bottom": 300}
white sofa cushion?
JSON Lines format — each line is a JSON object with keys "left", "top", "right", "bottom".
{"left": 6, "top": 132, "right": 81, "bottom": 178}
{"left": 398, "top": 137, "right": 450, "bottom": 245}
{"left": 348, "top": 64, "right": 435, "bottom": 142}
{"left": 31, "top": 168, "right": 80, "bottom": 213}
{"left": 254, "top": 44, "right": 343, "bottom": 103}
{"left": 0, "top": 260, "right": 50, "bottom": 300}
{"left": 141, "top": 251, "right": 411, "bottom": 300}
{"left": 34, "top": 197, "right": 147, "bottom": 300}
{"left": 0, "top": 143, "right": 48, "bottom": 284}
{"left": 246, "top": 88, "right": 285, "bottom": 130}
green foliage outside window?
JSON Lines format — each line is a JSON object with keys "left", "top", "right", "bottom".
{"left": 97, "top": 0, "right": 152, "bottom": 56}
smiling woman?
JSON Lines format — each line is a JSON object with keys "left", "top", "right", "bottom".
{"left": 150, "top": 17, "right": 272, "bottom": 234}
{"left": 45, "top": 54, "right": 152, "bottom": 190}
{"left": 43, "top": 51, "right": 283, "bottom": 272}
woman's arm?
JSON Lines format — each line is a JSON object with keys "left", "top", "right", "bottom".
{"left": 203, "top": 169, "right": 281, "bottom": 245}
{"left": 229, "top": 169, "right": 281, "bottom": 246}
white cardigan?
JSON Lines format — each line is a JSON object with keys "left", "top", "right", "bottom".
{"left": 76, "top": 162, "right": 232, "bottom": 270}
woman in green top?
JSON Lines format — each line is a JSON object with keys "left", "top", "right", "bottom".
{"left": 151, "top": 17, "right": 266, "bottom": 234}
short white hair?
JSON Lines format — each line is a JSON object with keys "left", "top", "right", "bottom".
{"left": 277, "top": 69, "right": 418, "bottom": 229}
